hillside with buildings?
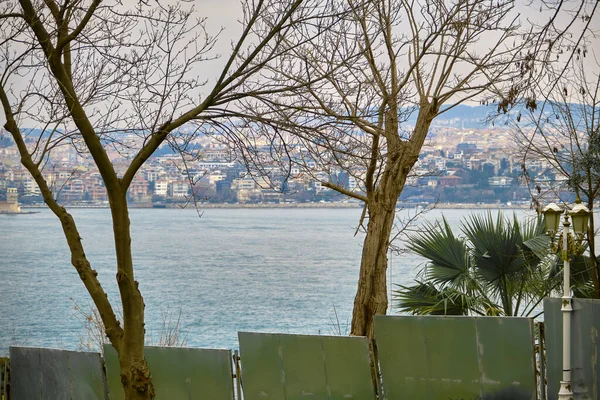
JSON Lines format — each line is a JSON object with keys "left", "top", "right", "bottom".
{"left": 0, "top": 114, "right": 565, "bottom": 208}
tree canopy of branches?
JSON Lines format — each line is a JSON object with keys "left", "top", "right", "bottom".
{"left": 510, "top": 4, "right": 600, "bottom": 297}
{"left": 0, "top": 0, "right": 321, "bottom": 398}
{"left": 237, "top": 0, "right": 532, "bottom": 340}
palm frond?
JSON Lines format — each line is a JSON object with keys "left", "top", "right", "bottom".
{"left": 462, "top": 212, "right": 524, "bottom": 287}
{"left": 400, "top": 211, "right": 567, "bottom": 317}
{"left": 406, "top": 217, "right": 472, "bottom": 286}
{"left": 393, "top": 282, "right": 483, "bottom": 316}
{"left": 522, "top": 234, "right": 552, "bottom": 261}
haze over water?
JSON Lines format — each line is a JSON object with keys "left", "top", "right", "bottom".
{"left": 0, "top": 207, "right": 532, "bottom": 354}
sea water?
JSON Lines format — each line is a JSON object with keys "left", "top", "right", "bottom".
{"left": 0, "top": 207, "right": 530, "bottom": 354}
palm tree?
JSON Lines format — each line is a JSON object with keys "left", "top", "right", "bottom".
{"left": 394, "top": 211, "right": 560, "bottom": 317}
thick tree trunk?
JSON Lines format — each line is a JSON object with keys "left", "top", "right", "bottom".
{"left": 350, "top": 201, "right": 397, "bottom": 338}
{"left": 110, "top": 192, "right": 154, "bottom": 400}
{"left": 349, "top": 196, "right": 400, "bottom": 394}
{"left": 349, "top": 143, "right": 415, "bottom": 338}
{"left": 118, "top": 354, "right": 154, "bottom": 400}
{"left": 350, "top": 101, "right": 437, "bottom": 339}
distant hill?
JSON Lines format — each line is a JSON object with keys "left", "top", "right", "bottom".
{"left": 1, "top": 128, "right": 51, "bottom": 145}
{"left": 403, "top": 102, "right": 588, "bottom": 130}
{"left": 4, "top": 101, "right": 586, "bottom": 146}
{"left": 404, "top": 104, "right": 512, "bottom": 129}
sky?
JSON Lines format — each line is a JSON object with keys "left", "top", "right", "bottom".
{"left": 1, "top": 0, "right": 599, "bottom": 128}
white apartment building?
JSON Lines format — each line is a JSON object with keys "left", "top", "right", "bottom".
{"left": 169, "top": 181, "right": 189, "bottom": 197}
{"left": 154, "top": 180, "right": 169, "bottom": 196}
{"left": 23, "top": 177, "right": 41, "bottom": 195}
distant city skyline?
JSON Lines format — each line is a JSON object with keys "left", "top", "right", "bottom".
{"left": 0, "top": 116, "right": 565, "bottom": 207}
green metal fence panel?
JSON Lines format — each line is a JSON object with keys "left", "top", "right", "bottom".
{"left": 373, "top": 316, "right": 429, "bottom": 399}
{"left": 9, "top": 347, "right": 107, "bottom": 400}
{"left": 103, "top": 345, "right": 234, "bottom": 400}
{"left": 474, "top": 317, "right": 537, "bottom": 398}
{"left": 319, "top": 335, "right": 374, "bottom": 400}
{"left": 237, "top": 333, "right": 286, "bottom": 400}
{"left": 68, "top": 349, "right": 109, "bottom": 400}
{"left": 544, "top": 298, "right": 600, "bottom": 400}
{"left": 374, "top": 316, "right": 537, "bottom": 400}
{"left": 278, "top": 334, "right": 329, "bottom": 400}
{"left": 238, "top": 332, "right": 376, "bottom": 400}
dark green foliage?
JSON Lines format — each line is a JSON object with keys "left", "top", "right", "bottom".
{"left": 395, "top": 211, "right": 559, "bottom": 317}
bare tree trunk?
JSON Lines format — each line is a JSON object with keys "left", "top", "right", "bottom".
{"left": 118, "top": 349, "right": 153, "bottom": 400}
{"left": 351, "top": 102, "right": 437, "bottom": 339}
{"left": 2, "top": 109, "right": 150, "bottom": 399}
{"left": 110, "top": 193, "right": 154, "bottom": 399}
{"left": 351, "top": 201, "right": 396, "bottom": 338}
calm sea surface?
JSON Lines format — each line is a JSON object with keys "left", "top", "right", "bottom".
{"left": 0, "top": 207, "right": 534, "bottom": 355}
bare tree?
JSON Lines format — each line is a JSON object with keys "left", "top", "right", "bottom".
{"left": 514, "top": 52, "right": 600, "bottom": 297}
{"left": 504, "top": 0, "right": 600, "bottom": 297}
{"left": 236, "top": 0, "right": 531, "bottom": 340}
{"left": 521, "top": 0, "right": 598, "bottom": 102}
{"left": 0, "top": 0, "right": 320, "bottom": 398}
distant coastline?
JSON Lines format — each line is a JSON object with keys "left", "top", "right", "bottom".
{"left": 19, "top": 202, "right": 531, "bottom": 210}
{"left": 183, "top": 202, "right": 531, "bottom": 210}
{"left": 0, "top": 210, "right": 40, "bottom": 214}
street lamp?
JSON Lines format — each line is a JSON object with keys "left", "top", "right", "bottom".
{"left": 542, "top": 201, "right": 590, "bottom": 400}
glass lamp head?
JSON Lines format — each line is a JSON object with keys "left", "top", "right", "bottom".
{"left": 543, "top": 203, "right": 562, "bottom": 235}
{"left": 569, "top": 202, "right": 590, "bottom": 236}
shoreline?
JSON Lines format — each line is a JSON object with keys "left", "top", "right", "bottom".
{"left": 0, "top": 210, "right": 41, "bottom": 214}
{"left": 19, "top": 202, "right": 532, "bottom": 210}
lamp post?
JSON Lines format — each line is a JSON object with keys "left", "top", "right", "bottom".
{"left": 542, "top": 201, "right": 590, "bottom": 400}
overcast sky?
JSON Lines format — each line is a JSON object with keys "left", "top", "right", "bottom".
{"left": 1, "top": 0, "right": 599, "bottom": 128}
